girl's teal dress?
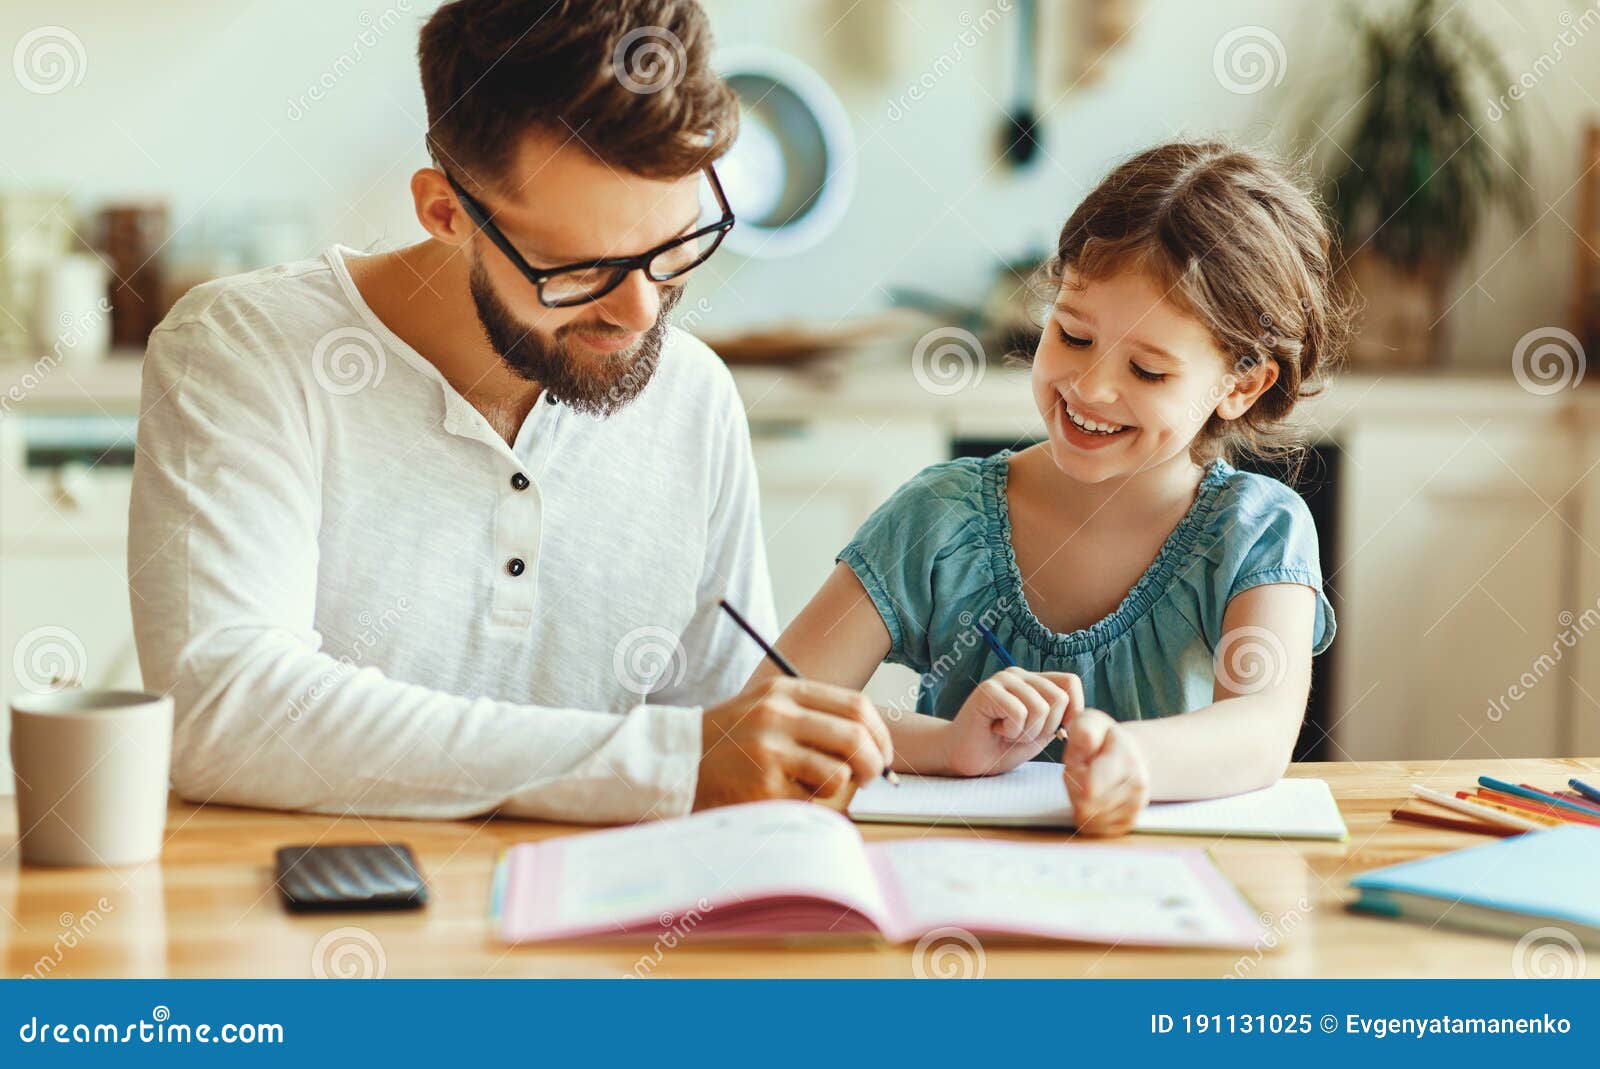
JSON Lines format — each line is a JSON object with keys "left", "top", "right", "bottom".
{"left": 838, "top": 451, "right": 1334, "bottom": 759}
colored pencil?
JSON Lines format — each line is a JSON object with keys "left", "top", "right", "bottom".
{"left": 1527, "top": 784, "right": 1600, "bottom": 815}
{"left": 1569, "top": 777, "right": 1600, "bottom": 805}
{"left": 1409, "top": 785, "right": 1544, "bottom": 831}
{"left": 1478, "top": 776, "right": 1600, "bottom": 820}
{"left": 1488, "top": 787, "right": 1600, "bottom": 826}
{"left": 1460, "top": 790, "right": 1571, "bottom": 828}
{"left": 1554, "top": 790, "right": 1600, "bottom": 814}
{"left": 1517, "top": 784, "right": 1600, "bottom": 813}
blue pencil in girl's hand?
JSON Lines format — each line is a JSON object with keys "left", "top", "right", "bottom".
{"left": 975, "top": 622, "right": 1016, "bottom": 667}
{"left": 976, "top": 622, "right": 1068, "bottom": 743}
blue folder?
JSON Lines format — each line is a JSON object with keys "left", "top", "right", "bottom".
{"left": 1348, "top": 825, "right": 1600, "bottom": 946}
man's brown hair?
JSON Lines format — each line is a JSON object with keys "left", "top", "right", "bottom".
{"left": 418, "top": 0, "right": 738, "bottom": 192}
{"left": 1042, "top": 140, "right": 1353, "bottom": 465}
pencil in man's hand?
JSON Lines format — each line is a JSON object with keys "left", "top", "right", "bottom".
{"left": 719, "top": 599, "right": 899, "bottom": 786}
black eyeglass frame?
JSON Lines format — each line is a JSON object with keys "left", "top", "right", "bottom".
{"left": 443, "top": 165, "right": 735, "bottom": 308}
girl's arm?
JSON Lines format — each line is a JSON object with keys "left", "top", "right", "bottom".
{"left": 1119, "top": 582, "right": 1315, "bottom": 800}
{"left": 746, "top": 563, "right": 959, "bottom": 774}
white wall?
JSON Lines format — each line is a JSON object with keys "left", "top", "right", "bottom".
{"left": 2, "top": 0, "right": 1595, "bottom": 369}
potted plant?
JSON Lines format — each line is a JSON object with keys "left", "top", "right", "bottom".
{"left": 1314, "top": 0, "right": 1532, "bottom": 367}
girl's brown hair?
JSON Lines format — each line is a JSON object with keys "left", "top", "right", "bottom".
{"left": 1041, "top": 140, "right": 1353, "bottom": 467}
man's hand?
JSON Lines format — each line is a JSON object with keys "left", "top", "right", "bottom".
{"left": 1061, "top": 708, "right": 1150, "bottom": 836}
{"left": 693, "top": 677, "right": 894, "bottom": 811}
{"left": 943, "top": 668, "right": 1081, "bottom": 776}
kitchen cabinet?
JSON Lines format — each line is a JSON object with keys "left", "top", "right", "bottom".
{"left": 1335, "top": 416, "right": 1574, "bottom": 761}
{"left": 1567, "top": 418, "right": 1600, "bottom": 760}
{"left": 1, "top": 419, "right": 142, "bottom": 790}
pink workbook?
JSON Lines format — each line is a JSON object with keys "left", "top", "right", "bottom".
{"left": 496, "top": 800, "right": 1263, "bottom": 948}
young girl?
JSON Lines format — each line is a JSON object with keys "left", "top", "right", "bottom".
{"left": 752, "top": 140, "right": 1348, "bottom": 835}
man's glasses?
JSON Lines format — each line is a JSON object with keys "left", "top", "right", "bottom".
{"left": 444, "top": 166, "right": 735, "bottom": 308}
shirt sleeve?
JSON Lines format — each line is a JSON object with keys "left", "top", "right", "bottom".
{"left": 836, "top": 459, "right": 988, "bottom": 675}
{"left": 1218, "top": 474, "right": 1337, "bottom": 656}
{"left": 651, "top": 361, "right": 773, "bottom": 707}
{"left": 129, "top": 317, "right": 703, "bottom": 825}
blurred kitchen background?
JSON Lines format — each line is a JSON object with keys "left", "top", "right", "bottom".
{"left": 3, "top": 0, "right": 1599, "bottom": 789}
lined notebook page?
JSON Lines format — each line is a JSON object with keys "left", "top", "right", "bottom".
{"left": 852, "top": 762, "right": 1074, "bottom": 826}
{"left": 849, "top": 762, "right": 1347, "bottom": 841}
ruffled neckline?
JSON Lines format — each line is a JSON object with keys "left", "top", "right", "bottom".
{"left": 981, "top": 450, "right": 1233, "bottom": 657}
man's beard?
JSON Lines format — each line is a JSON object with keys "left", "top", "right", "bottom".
{"left": 468, "top": 253, "right": 683, "bottom": 418}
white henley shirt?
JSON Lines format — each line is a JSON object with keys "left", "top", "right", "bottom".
{"left": 128, "top": 245, "right": 774, "bottom": 824}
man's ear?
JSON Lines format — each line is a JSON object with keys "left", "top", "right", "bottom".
{"left": 1215, "top": 357, "right": 1280, "bottom": 421}
{"left": 411, "top": 168, "right": 473, "bottom": 247}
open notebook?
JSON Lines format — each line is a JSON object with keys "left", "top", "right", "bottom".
{"left": 849, "top": 762, "right": 1348, "bottom": 841}
{"left": 496, "top": 800, "right": 1265, "bottom": 948}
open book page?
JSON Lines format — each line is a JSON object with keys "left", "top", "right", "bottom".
{"left": 868, "top": 838, "right": 1264, "bottom": 948}
{"left": 850, "top": 763, "right": 1347, "bottom": 840}
{"left": 500, "top": 800, "right": 891, "bottom": 941}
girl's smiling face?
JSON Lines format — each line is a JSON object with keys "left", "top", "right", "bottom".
{"left": 1030, "top": 268, "right": 1276, "bottom": 484}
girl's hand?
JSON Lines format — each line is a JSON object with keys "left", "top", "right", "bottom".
{"left": 942, "top": 667, "right": 1083, "bottom": 776}
{"left": 1061, "top": 708, "right": 1150, "bottom": 836}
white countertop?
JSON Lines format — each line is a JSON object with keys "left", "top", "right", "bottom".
{"left": 732, "top": 345, "right": 1584, "bottom": 440}
{"left": 0, "top": 350, "right": 146, "bottom": 413}
{"left": 1, "top": 344, "right": 1585, "bottom": 441}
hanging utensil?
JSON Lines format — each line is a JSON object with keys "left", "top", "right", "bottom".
{"left": 1001, "top": 0, "right": 1042, "bottom": 167}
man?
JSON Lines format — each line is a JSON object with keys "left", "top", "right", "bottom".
{"left": 128, "top": 0, "right": 891, "bottom": 823}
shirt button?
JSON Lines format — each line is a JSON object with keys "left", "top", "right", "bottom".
{"left": 506, "top": 557, "right": 525, "bottom": 576}
{"left": 546, "top": 392, "right": 559, "bottom": 406}
{"left": 510, "top": 472, "right": 529, "bottom": 491}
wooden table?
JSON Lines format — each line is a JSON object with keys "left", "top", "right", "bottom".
{"left": 2, "top": 758, "right": 1595, "bottom": 979}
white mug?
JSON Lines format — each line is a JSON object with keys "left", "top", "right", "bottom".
{"left": 9, "top": 689, "right": 172, "bottom": 867}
